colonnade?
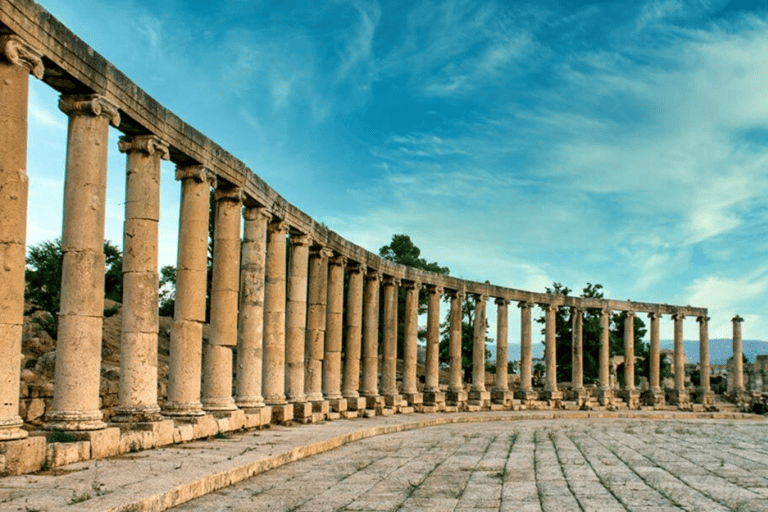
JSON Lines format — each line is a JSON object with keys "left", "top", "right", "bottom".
{"left": 0, "top": 24, "right": 719, "bottom": 444}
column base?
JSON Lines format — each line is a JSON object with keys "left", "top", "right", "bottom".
{"left": 0, "top": 416, "right": 28, "bottom": 441}
{"left": 515, "top": 389, "right": 539, "bottom": 403}
{"left": 424, "top": 391, "right": 445, "bottom": 406}
{"left": 697, "top": 390, "right": 714, "bottom": 407}
{"left": 235, "top": 396, "right": 265, "bottom": 409}
{"left": 328, "top": 398, "right": 348, "bottom": 413}
{"left": 617, "top": 389, "right": 640, "bottom": 409}
{"left": 0, "top": 435, "right": 46, "bottom": 475}
{"left": 311, "top": 400, "right": 330, "bottom": 416}
{"left": 597, "top": 388, "right": 613, "bottom": 407}
{"left": 640, "top": 388, "right": 665, "bottom": 407}
{"left": 467, "top": 390, "right": 490, "bottom": 407}
{"left": 45, "top": 410, "right": 106, "bottom": 431}
{"left": 383, "top": 394, "right": 403, "bottom": 409}
{"left": 565, "top": 388, "right": 590, "bottom": 405}
{"left": 292, "top": 402, "right": 313, "bottom": 423}
{"left": 403, "top": 393, "right": 423, "bottom": 407}
{"left": 364, "top": 395, "right": 384, "bottom": 411}
{"left": 667, "top": 388, "right": 690, "bottom": 409}
{"left": 491, "top": 389, "right": 513, "bottom": 406}
{"left": 162, "top": 401, "right": 205, "bottom": 418}
{"left": 112, "top": 404, "right": 162, "bottom": 423}
{"left": 271, "top": 404, "right": 294, "bottom": 424}
{"left": 540, "top": 390, "right": 563, "bottom": 402}
{"left": 446, "top": 390, "right": 467, "bottom": 407}
{"left": 201, "top": 397, "right": 237, "bottom": 413}
{"left": 345, "top": 397, "right": 367, "bottom": 411}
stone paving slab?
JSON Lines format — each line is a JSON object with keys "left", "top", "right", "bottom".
{"left": 0, "top": 411, "right": 764, "bottom": 511}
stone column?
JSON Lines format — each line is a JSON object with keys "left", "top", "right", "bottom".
{"left": 202, "top": 187, "right": 243, "bottom": 413}
{"left": 324, "top": 255, "right": 346, "bottom": 412}
{"left": 381, "top": 276, "right": 401, "bottom": 408}
{"left": 732, "top": 315, "right": 745, "bottom": 394}
{"left": 305, "top": 247, "right": 331, "bottom": 408}
{"left": 697, "top": 315, "right": 712, "bottom": 405}
{"left": 671, "top": 312, "right": 688, "bottom": 406}
{"left": 543, "top": 304, "right": 561, "bottom": 401}
{"left": 164, "top": 166, "right": 215, "bottom": 417}
{"left": 361, "top": 270, "right": 381, "bottom": 410}
{"left": 343, "top": 262, "right": 365, "bottom": 411}
{"left": 263, "top": 219, "right": 289, "bottom": 416}
{"left": 446, "top": 290, "right": 466, "bottom": 406}
{"left": 598, "top": 308, "right": 612, "bottom": 406}
{"left": 0, "top": 35, "right": 42, "bottom": 440}
{"left": 647, "top": 311, "right": 664, "bottom": 406}
{"left": 491, "top": 298, "right": 511, "bottom": 406}
{"left": 468, "top": 294, "right": 489, "bottom": 407}
{"left": 47, "top": 94, "right": 119, "bottom": 431}
{"left": 235, "top": 206, "right": 270, "bottom": 410}
{"left": 516, "top": 302, "right": 536, "bottom": 401}
{"left": 619, "top": 311, "right": 639, "bottom": 408}
{"left": 424, "top": 285, "right": 444, "bottom": 408}
{"left": 402, "top": 280, "right": 422, "bottom": 408}
{"left": 571, "top": 307, "right": 586, "bottom": 403}
{"left": 286, "top": 233, "right": 310, "bottom": 419}
{"left": 113, "top": 135, "right": 168, "bottom": 422}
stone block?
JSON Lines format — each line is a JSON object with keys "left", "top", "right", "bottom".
{"left": 328, "top": 398, "right": 347, "bottom": 413}
{"left": 421, "top": 405, "right": 437, "bottom": 413}
{"left": 259, "top": 406, "right": 273, "bottom": 426}
{"left": 465, "top": 404, "right": 482, "bottom": 412}
{"left": 467, "top": 390, "right": 490, "bottom": 405}
{"left": 327, "top": 412, "right": 341, "bottom": 421}
{"left": 404, "top": 393, "right": 423, "bottom": 406}
{"left": 244, "top": 412, "right": 262, "bottom": 429}
{"left": 173, "top": 423, "right": 194, "bottom": 443}
{"left": 0, "top": 435, "right": 45, "bottom": 475}
{"left": 443, "top": 405, "right": 459, "bottom": 413}
{"left": 491, "top": 389, "right": 513, "bottom": 405}
{"left": 47, "top": 440, "right": 90, "bottom": 468}
{"left": 26, "top": 398, "right": 46, "bottom": 422}
{"left": 191, "top": 415, "right": 218, "bottom": 438}
{"left": 365, "top": 395, "right": 384, "bottom": 410}
{"left": 79, "top": 427, "right": 120, "bottom": 458}
{"left": 489, "top": 404, "right": 505, "bottom": 411}
{"left": 311, "top": 412, "right": 326, "bottom": 423}
{"left": 215, "top": 417, "right": 230, "bottom": 433}
{"left": 346, "top": 397, "right": 367, "bottom": 411}
{"left": 423, "top": 391, "right": 445, "bottom": 405}
{"left": 446, "top": 390, "right": 467, "bottom": 405}
{"left": 383, "top": 394, "right": 402, "bottom": 408}
{"left": 271, "top": 404, "right": 293, "bottom": 424}
{"left": 362, "top": 409, "right": 377, "bottom": 418}
{"left": 341, "top": 410, "right": 359, "bottom": 419}
{"left": 311, "top": 400, "right": 329, "bottom": 415}
{"left": 119, "top": 432, "right": 144, "bottom": 454}
{"left": 597, "top": 389, "right": 613, "bottom": 406}
{"left": 293, "top": 402, "right": 313, "bottom": 420}
{"left": 379, "top": 408, "right": 394, "bottom": 416}
{"left": 617, "top": 389, "right": 640, "bottom": 410}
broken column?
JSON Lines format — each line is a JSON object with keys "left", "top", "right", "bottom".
{"left": 47, "top": 94, "right": 120, "bottom": 431}
{"left": 113, "top": 134, "right": 168, "bottom": 422}
{"left": 568, "top": 307, "right": 586, "bottom": 403}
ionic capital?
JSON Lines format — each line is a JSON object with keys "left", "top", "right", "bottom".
{"left": 647, "top": 311, "right": 660, "bottom": 320}
{"left": 517, "top": 301, "right": 533, "bottom": 310}
{"left": 0, "top": 35, "right": 44, "bottom": 79}
{"left": 733, "top": 315, "right": 744, "bottom": 323}
{"left": 214, "top": 187, "right": 245, "bottom": 204}
{"left": 625, "top": 310, "right": 635, "bottom": 319}
{"left": 290, "top": 233, "right": 311, "bottom": 247}
{"left": 495, "top": 297, "right": 510, "bottom": 306}
{"left": 267, "top": 219, "right": 288, "bottom": 236}
{"left": 473, "top": 293, "right": 488, "bottom": 304}
{"left": 402, "top": 280, "right": 421, "bottom": 291}
{"left": 425, "top": 284, "right": 444, "bottom": 296}
{"left": 672, "top": 312, "right": 685, "bottom": 321}
{"left": 541, "top": 303, "right": 558, "bottom": 312}
{"left": 696, "top": 315, "right": 710, "bottom": 324}
{"left": 382, "top": 275, "right": 401, "bottom": 287}
{"left": 365, "top": 269, "right": 382, "bottom": 282}
{"left": 346, "top": 261, "right": 363, "bottom": 273}
{"left": 571, "top": 306, "right": 585, "bottom": 314}
{"left": 329, "top": 254, "right": 347, "bottom": 267}
{"left": 243, "top": 205, "right": 271, "bottom": 221}
{"left": 59, "top": 94, "right": 120, "bottom": 127}
{"left": 175, "top": 165, "right": 217, "bottom": 187}
{"left": 118, "top": 134, "right": 170, "bottom": 160}
{"left": 310, "top": 246, "right": 333, "bottom": 260}
{"left": 600, "top": 308, "right": 611, "bottom": 318}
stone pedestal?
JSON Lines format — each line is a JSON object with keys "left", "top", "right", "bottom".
{"left": 446, "top": 390, "right": 467, "bottom": 406}
{"left": 328, "top": 398, "right": 348, "bottom": 413}
{"left": 698, "top": 390, "right": 714, "bottom": 407}
{"left": 346, "top": 397, "right": 367, "bottom": 411}
{"left": 515, "top": 389, "right": 539, "bottom": 402}
{"left": 491, "top": 389, "right": 514, "bottom": 406}
{"left": 668, "top": 388, "right": 690, "bottom": 409}
{"left": 541, "top": 390, "right": 563, "bottom": 403}
{"left": 404, "top": 392, "right": 423, "bottom": 407}
{"left": 617, "top": 389, "right": 640, "bottom": 409}
{"left": 365, "top": 395, "right": 384, "bottom": 411}
{"left": 292, "top": 402, "right": 313, "bottom": 423}
{"left": 468, "top": 390, "right": 490, "bottom": 407}
{"left": 597, "top": 388, "right": 613, "bottom": 406}
{"left": 312, "top": 401, "right": 329, "bottom": 416}
{"left": 566, "top": 388, "right": 590, "bottom": 407}
{"left": 424, "top": 391, "right": 445, "bottom": 407}
{"left": 271, "top": 404, "right": 294, "bottom": 425}
{"left": 642, "top": 388, "right": 665, "bottom": 407}
{"left": 383, "top": 394, "right": 403, "bottom": 409}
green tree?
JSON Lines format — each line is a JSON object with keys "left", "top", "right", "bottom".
{"left": 158, "top": 265, "right": 177, "bottom": 317}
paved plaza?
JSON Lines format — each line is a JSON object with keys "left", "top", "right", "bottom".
{"left": 175, "top": 418, "right": 768, "bottom": 512}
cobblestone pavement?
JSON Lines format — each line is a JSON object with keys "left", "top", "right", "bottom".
{"left": 174, "top": 419, "right": 768, "bottom": 512}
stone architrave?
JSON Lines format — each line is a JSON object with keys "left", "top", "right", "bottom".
{"left": 732, "top": 315, "right": 745, "bottom": 394}
{"left": 424, "top": 285, "right": 444, "bottom": 406}
{"left": 304, "top": 247, "right": 332, "bottom": 403}
{"left": 342, "top": 262, "right": 364, "bottom": 408}
{"left": 670, "top": 312, "right": 688, "bottom": 406}
{"left": 446, "top": 289, "right": 466, "bottom": 406}
{"left": 361, "top": 270, "right": 381, "bottom": 408}
{"left": 323, "top": 255, "right": 346, "bottom": 404}
{"left": 401, "top": 280, "right": 423, "bottom": 406}
{"left": 235, "top": 206, "right": 270, "bottom": 409}
{"left": 492, "top": 298, "right": 512, "bottom": 406}
{"left": 516, "top": 301, "right": 536, "bottom": 401}
{"left": 164, "top": 166, "right": 215, "bottom": 417}
{"left": 202, "top": 187, "right": 244, "bottom": 412}
{"left": 542, "top": 303, "right": 561, "bottom": 400}
{"left": 263, "top": 219, "right": 288, "bottom": 406}
{"left": 598, "top": 308, "right": 612, "bottom": 405}
{"left": 468, "top": 294, "right": 489, "bottom": 407}
{"left": 113, "top": 135, "right": 168, "bottom": 422}
{"left": 0, "top": 35, "right": 42, "bottom": 440}
{"left": 285, "top": 233, "right": 310, "bottom": 405}
{"left": 697, "top": 315, "right": 712, "bottom": 405}
{"left": 47, "top": 94, "right": 119, "bottom": 431}
{"left": 380, "top": 276, "right": 401, "bottom": 406}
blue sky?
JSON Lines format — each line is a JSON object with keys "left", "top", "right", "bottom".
{"left": 24, "top": 0, "right": 768, "bottom": 346}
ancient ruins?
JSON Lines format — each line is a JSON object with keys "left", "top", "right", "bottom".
{"left": 0, "top": 0, "right": 758, "bottom": 477}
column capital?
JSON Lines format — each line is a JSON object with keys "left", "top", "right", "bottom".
{"left": 290, "top": 233, "right": 311, "bottom": 247}
{"left": 672, "top": 312, "right": 685, "bottom": 321}
{"left": 473, "top": 293, "right": 488, "bottom": 304}
{"left": 310, "top": 246, "right": 333, "bottom": 260}
{"left": 243, "top": 205, "right": 271, "bottom": 221}
{"left": 625, "top": 310, "right": 635, "bottom": 318}
{"left": 329, "top": 254, "right": 347, "bottom": 267}
{"left": 346, "top": 261, "right": 364, "bottom": 273}
{"left": 426, "top": 284, "right": 444, "bottom": 296}
{"left": 648, "top": 311, "right": 661, "bottom": 320}
{"left": 541, "top": 303, "right": 558, "bottom": 312}
{"left": 495, "top": 297, "right": 510, "bottom": 306}
{"left": 59, "top": 94, "right": 120, "bottom": 127}
{"left": 732, "top": 315, "right": 744, "bottom": 323}
{"left": 518, "top": 301, "right": 533, "bottom": 310}
{"left": 175, "top": 165, "right": 217, "bottom": 186}
{"left": 571, "top": 306, "right": 585, "bottom": 314}
{"left": 600, "top": 307, "right": 611, "bottom": 317}
{"left": 214, "top": 187, "right": 245, "bottom": 204}
{"left": 0, "top": 35, "right": 44, "bottom": 79}
{"left": 402, "top": 280, "right": 421, "bottom": 290}
{"left": 696, "top": 315, "right": 710, "bottom": 323}
{"left": 444, "top": 288, "right": 465, "bottom": 299}
{"left": 382, "top": 275, "right": 401, "bottom": 287}
{"left": 267, "top": 219, "right": 288, "bottom": 236}
{"left": 118, "top": 134, "right": 170, "bottom": 159}
{"left": 365, "top": 269, "right": 382, "bottom": 282}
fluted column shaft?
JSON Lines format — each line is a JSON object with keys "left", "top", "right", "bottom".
{"left": 402, "top": 281, "right": 421, "bottom": 395}
{"left": 648, "top": 312, "right": 661, "bottom": 392}
{"left": 285, "top": 234, "right": 310, "bottom": 403}
{"left": 48, "top": 94, "right": 119, "bottom": 431}
{"left": 263, "top": 220, "right": 288, "bottom": 405}
{"left": 447, "top": 291, "right": 464, "bottom": 392}
{"left": 599, "top": 309, "right": 610, "bottom": 390}
{"left": 361, "top": 271, "right": 381, "bottom": 398}
{"left": 673, "top": 313, "right": 685, "bottom": 393}
{"left": 425, "top": 286, "right": 442, "bottom": 393}
{"left": 623, "top": 312, "right": 635, "bottom": 390}
{"left": 494, "top": 298, "right": 509, "bottom": 391}
{"left": 165, "top": 166, "right": 214, "bottom": 416}
{"left": 0, "top": 36, "right": 42, "bottom": 439}
{"left": 305, "top": 248, "right": 331, "bottom": 402}
{"left": 343, "top": 264, "right": 363, "bottom": 398}
{"left": 114, "top": 135, "right": 168, "bottom": 422}
{"left": 471, "top": 294, "right": 487, "bottom": 392}
{"left": 519, "top": 302, "right": 533, "bottom": 392}
{"left": 698, "top": 316, "right": 710, "bottom": 394}
{"left": 544, "top": 304, "right": 558, "bottom": 392}
{"left": 381, "top": 277, "right": 400, "bottom": 396}
{"left": 571, "top": 308, "right": 584, "bottom": 391}
{"left": 235, "top": 206, "right": 270, "bottom": 408}
{"left": 202, "top": 187, "right": 243, "bottom": 412}
{"left": 733, "top": 315, "right": 744, "bottom": 392}
{"left": 323, "top": 256, "right": 345, "bottom": 400}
